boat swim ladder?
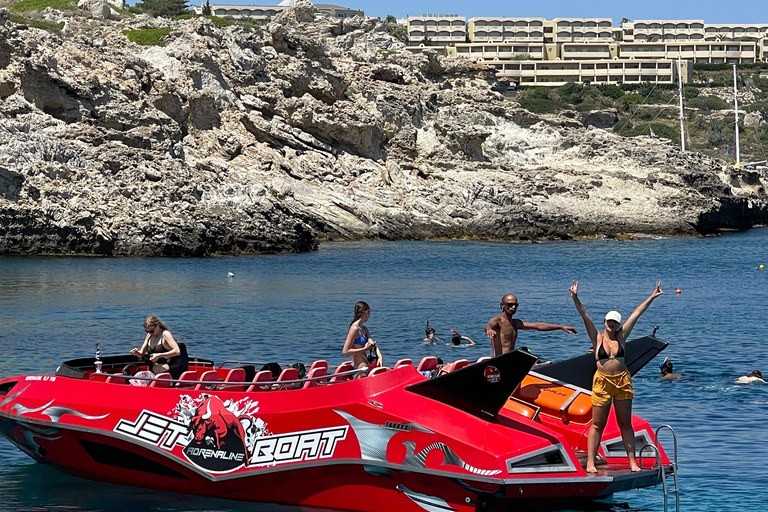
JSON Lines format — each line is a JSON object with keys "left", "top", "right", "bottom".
{"left": 639, "top": 425, "right": 680, "bottom": 512}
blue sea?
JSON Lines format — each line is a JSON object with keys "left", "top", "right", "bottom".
{"left": 1, "top": 230, "right": 768, "bottom": 512}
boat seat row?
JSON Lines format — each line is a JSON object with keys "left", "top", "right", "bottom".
{"left": 368, "top": 356, "right": 480, "bottom": 379}
{"left": 172, "top": 362, "right": 362, "bottom": 391}
{"left": 92, "top": 354, "right": 490, "bottom": 389}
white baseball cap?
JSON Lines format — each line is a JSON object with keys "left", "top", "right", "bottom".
{"left": 604, "top": 310, "right": 622, "bottom": 323}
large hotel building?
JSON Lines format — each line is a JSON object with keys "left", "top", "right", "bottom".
{"left": 406, "top": 16, "right": 768, "bottom": 86}
{"left": 197, "top": 3, "right": 767, "bottom": 86}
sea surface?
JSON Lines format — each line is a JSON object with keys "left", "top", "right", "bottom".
{"left": 1, "top": 229, "right": 768, "bottom": 512}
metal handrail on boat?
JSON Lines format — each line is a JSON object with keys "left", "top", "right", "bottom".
{"left": 654, "top": 424, "right": 680, "bottom": 512}
{"left": 637, "top": 443, "right": 671, "bottom": 512}
{"left": 101, "top": 367, "right": 366, "bottom": 389}
{"left": 217, "top": 360, "right": 278, "bottom": 369}
{"left": 637, "top": 442, "right": 661, "bottom": 471}
{"left": 217, "top": 360, "right": 347, "bottom": 372}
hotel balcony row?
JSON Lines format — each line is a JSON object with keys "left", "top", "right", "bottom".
{"left": 620, "top": 42, "right": 757, "bottom": 63}
{"left": 445, "top": 40, "right": 762, "bottom": 64}
{"left": 487, "top": 59, "right": 687, "bottom": 86}
{"left": 468, "top": 17, "right": 612, "bottom": 31}
{"left": 194, "top": 3, "right": 363, "bottom": 22}
{"left": 407, "top": 15, "right": 768, "bottom": 46}
{"left": 408, "top": 30, "right": 467, "bottom": 43}
{"left": 407, "top": 16, "right": 621, "bottom": 44}
{"left": 621, "top": 20, "right": 768, "bottom": 42}
{"left": 470, "top": 31, "right": 616, "bottom": 43}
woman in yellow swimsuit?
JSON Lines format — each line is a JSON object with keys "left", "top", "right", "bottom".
{"left": 569, "top": 281, "right": 663, "bottom": 474}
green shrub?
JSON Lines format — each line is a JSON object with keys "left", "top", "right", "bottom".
{"left": 9, "top": 13, "right": 64, "bottom": 33}
{"left": 518, "top": 86, "right": 553, "bottom": 100}
{"left": 133, "top": 0, "right": 189, "bottom": 18}
{"left": 122, "top": 28, "right": 172, "bottom": 46}
{"left": 559, "top": 82, "right": 583, "bottom": 97}
{"left": 752, "top": 72, "right": 768, "bottom": 84}
{"left": 574, "top": 101, "right": 602, "bottom": 111}
{"left": 10, "top": 0, "right": 75, "bottom": 12}
{"left": 598, "top": 84, "right": 624, "bottom": 99}
{"left": 384, "top": 14, "right": 407, "bottom": 42}
{"left": 110, "top": 5, "right": 135, "bottom": 16}
{"left": 693, "top": 63, "right": 730, "bottom": 72}
{"left": 694, "top": 62, "right": 763, "bottom": 72}
{"left": 637, "top": 82, "right": 657, "bottom": 99}
{"left": 517, "top": 97, "right": 561, "bottom": 114}
{"left": 743, "top": 103, "right": 768, "bottom": 114}
{"left": 618, "top": 122, "right": 679, "bottom": 142}
{"left": 683, "top": 85, "right": 699, "bottom": 99}
{"left": 698, "top": 95, "right": 730, "bottom": 110}
{"left": 618, "top": 93, "right": 645, "bottom": 105}
{"left": 201, "top": 14, "right": 235, "bottom": 27}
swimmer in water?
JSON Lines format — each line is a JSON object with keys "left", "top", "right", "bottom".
{"left": 659, "top": 357, "right": 683, "bottom": 381}
{"left": 424, "top": 321, "right": 443, "bottom": 344}
{"left": 449, "top": 329, "right": 475, "bottom": 346}
{"left": 736, "top": 370, "right": 765, "bottom": 384}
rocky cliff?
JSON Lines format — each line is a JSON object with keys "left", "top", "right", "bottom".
{"left": 1, "top": 1, "right": 767, "bottom": 256}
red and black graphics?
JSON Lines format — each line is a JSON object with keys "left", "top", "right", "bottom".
{"left": 114, "top": 394, "right": 352, "bottom": 475}
{"left": 184, "top": 396, "right": 253, "bottom": 471}
{"left": 484, "top": 366, "right": 501, "bottom": 383}
{"left": 336, "top": 409, "right": 502, "bottom": 477}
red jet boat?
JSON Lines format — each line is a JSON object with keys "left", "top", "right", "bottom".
{"left": 0, "top": 337, "right": 676, "bottom": 512}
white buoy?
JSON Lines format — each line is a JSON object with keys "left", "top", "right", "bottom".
{"left": 227, "top": 272, "right": 235, "bottom": 278}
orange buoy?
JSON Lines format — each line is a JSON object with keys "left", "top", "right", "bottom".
{"left": 675, "top": 289, "right": 682, "bottom": 294}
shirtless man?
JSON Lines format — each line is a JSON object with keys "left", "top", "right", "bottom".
{"left": 484, "top": 294, "right": 577, "bottom": 356}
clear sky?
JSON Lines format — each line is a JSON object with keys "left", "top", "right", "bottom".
{"left": 210, "top": 0, "right": 768, "bottom": 25}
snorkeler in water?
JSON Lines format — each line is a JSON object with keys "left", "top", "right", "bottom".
{"left": 424, "top": 321, "right": 443, "bottom": 344}
{"left": 659, "top": 357, "right": 683, "bottom": 381}
{"left": 449, "top": 329, "right": 476, "bottom": 347}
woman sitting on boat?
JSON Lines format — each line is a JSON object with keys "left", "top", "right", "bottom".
{"left": 343, "top": 301, "right": 383, "bottom": 373}
{"left": 569, "top": 280, "right": 663, "bottom": 473}
{"left": 131, "top": 315, "right": 182, "bottom": 375}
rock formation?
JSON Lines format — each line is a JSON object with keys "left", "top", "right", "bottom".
{"left": 1, "top": 1, "right": 767, "bottom": 256}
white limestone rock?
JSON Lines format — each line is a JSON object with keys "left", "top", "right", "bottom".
{"left": 0, "top": 3, "right": 765, "bottom": 256}
{"left": 77, "top": 0, "right": 111, "bottom": 19}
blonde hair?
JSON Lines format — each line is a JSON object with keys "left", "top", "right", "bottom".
{"left": 143, "top": 315, "right": 169, "bottom": 332}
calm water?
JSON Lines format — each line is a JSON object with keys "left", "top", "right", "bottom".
{"left": 1, "top": 231, "right": 768, "bottom": 512}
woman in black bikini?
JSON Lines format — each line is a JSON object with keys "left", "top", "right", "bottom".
{"left": 131, "top": 315, "right": 182, "bottom": 375}
{"left": 569, "top": 281, "right": 663, "bottom": 474}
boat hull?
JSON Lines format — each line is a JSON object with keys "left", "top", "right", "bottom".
{"left": 0, "top": 412, "right": 667, "bottom": 512}
{"left": 0, "top": 351, "right": 671, "bottom": 512}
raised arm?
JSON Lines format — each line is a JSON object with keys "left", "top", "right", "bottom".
{"left": 570, "top": 281, "right": 598, "bottom": 347}
{"left": 620, "top": 281, "right": 663, "bottom": 340}
{"left": 518, "top": 321, "right": 577, "bottom": 334}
